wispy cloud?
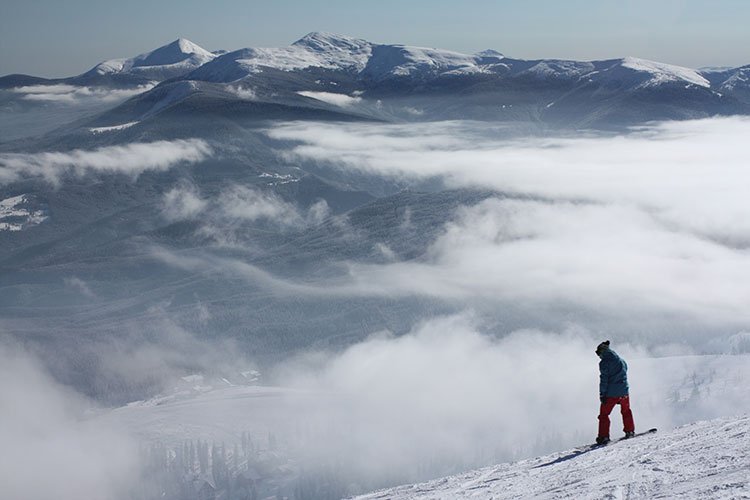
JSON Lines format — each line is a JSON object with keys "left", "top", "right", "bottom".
{"left": 161, "top": 182, "right": 330, "bottom": 236}
{"left": 230, "top": 85, "right": 257, "bottom": 100}
{"left": 162, "top": 182, "right": 208, "bottom": 222}
{"left": 297, "top": 91, "right": 363, "bottom": 108}
{"left": 219, "top": 185, "right": 307, "bottom": 225}
{"left": 0, "top": 139, "right": 212, "bottom": 186}
{"left": 64, "top": 276, "right": 95, "bottom": 298}
{"left": 11, "top": 83, "right": 154, "bottom": 104}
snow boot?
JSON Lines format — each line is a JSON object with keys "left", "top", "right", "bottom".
{"left": 595, "top": 436, "right": 610, "bottom": 445}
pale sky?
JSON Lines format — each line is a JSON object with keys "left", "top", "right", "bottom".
{"left": 1, "top": 0, "right": 748, "bottom": 77}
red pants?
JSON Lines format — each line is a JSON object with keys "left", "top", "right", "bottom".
{"left": 598, "top": 395, "right": 635, "bottom": 438}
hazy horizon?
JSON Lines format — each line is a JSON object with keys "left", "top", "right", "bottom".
{"left": 1, "top": 0, "right": 749, "bottom": 77}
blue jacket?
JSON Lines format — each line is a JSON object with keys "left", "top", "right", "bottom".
{"left": 599, "top": 349, "right": 629, "bottom": 397}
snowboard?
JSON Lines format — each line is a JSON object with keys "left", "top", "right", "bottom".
{"left": 593, "top": 427, "right": 657, "bottom": 447}
{"left": 534, "top": 428, "right": 658, "bottom": 468}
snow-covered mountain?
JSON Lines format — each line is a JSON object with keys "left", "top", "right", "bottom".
{"left": 354, "top": 416, "right": 750, "bottom": 500}
{"left": 2, "top": 32, "right": 749, "bottom": 131}
{"left": 0, "top": 38, "right": 215, "bottom": 89}
{"left": 81, "top": 38, "right": 215, "bottom": 82}
{"left": 73, "top": 38, "right": 216, "bottom": 84}
{"left": 179, "top": 32, "right": 718, "bottom": 89}
{"left": 90, "top": 34, "right": 750, "bottom": 129}
{"left": 703, "top": 64, "right": 750, "bottom": 104}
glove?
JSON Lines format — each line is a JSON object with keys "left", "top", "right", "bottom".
{"left": 600, "top": 394, "right": 607, "bottom": 404}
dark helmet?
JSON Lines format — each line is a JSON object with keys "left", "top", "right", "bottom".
{"left": 595, "top": 340, "right": 610, "bottom": 356}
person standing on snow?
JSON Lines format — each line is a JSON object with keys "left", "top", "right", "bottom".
{"left": 596, "top": 340, "right": 635, "bottom": 445}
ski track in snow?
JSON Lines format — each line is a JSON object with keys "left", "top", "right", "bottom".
{"left": 354, "top": 416, "right": 750, "bottom": 500}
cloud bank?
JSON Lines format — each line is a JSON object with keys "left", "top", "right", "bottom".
{"left": 269, "top": 117, "right": 750, "bottom": 245}
{"left": 274, "top": 314, "right": 750, "bottom": 482}
{"left": 0, "top": 139, "right": 211, "bottom": 186}
{"left": 257, "top": 117, "right": 750, "bottom": 333}
{"left": 0, "top": 344, "right": 139, "bottom": 500}
{"left": 340, "top": 198, "right": 750, "bottom": 326}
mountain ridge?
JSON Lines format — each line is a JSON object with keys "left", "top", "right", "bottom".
{"left": 2, "top": 32, "right": 750, "bottom": 137}
{"left": 3, "top": 32, "right": 747, "bottom": 90}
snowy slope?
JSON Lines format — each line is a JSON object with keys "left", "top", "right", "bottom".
{"left": 720, "top": 67, "right": 750, "bottom": 91}
{"left": 3, "top": 32, "right": 749, "bottom": 134}
{"left": 355, "top": 416, "right": 750, "bottom": 500}
{"left": 83, "top": 353, "right": 750, "bottom": 499}
{"left": 78, "top": 352, "right": 750, "bottom": 500}
{"left": 620, "top": 56, "right": 710, "bottom": 88}
{"left": 362, "top": 44, "right": 492, "bottom": 80}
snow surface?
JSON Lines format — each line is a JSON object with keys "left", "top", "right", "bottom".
{"left": 89, "top": 121, "right": 139, "bottom": 134}
{"left": 382, "top": 46, "right": 484, "bottom": 77}
{"left": 363, "top": 44, "right": 507, "bottom": 80}
{"left": 188, "top": 32, "right": 512, "bottom": 83}
{"left": 621, "top": 57, "right": 711, "bottom": 88}
{"left": 521, "top": 60, "right": 595, "bottom": 80}
{"left": 0, "top": 194, "right": 47, "bottom": 231}
{"left": 231, "top": 32, "right": 373, "bottom": 74}
{"left": 354, "top": 416, "right": 750, "bottom": 500}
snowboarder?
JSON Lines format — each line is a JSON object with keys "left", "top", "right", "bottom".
{"left": 595, "top": 340, "right": 635, "bottom": 445}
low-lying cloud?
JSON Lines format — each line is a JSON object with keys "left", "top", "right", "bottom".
{"left": 0, "top": 343, "right": 139, "bottom": 500}
{"left": 256, "top": 117, "right": 750, "bottom": 334}
{"left": 297, "top": 91, "right": 363, "bottom": 108}
{"left": 162, "top": 182, "right": 330, "bottom": 232}
{"left": 0, "top": 139, "right": 211, "bottom": 186}
{"left": 341, "top": 198, "right": 750, "bottom": 326}
{"left": 269, "top": 117, "right": 750, "bottom": 245}
{"left": 273, "top": 314, "right": 750, "bottom": 483}
{"left": 11, "top": 83, "right": 154, "bottom": 104}
{"left": 230, "top": 85, "right": 257, "bottom": 101}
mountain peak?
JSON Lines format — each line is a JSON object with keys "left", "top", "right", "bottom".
{"left": 133, "top": 38, "right": 214, "bottom": 67}
{"left": 475, "top": 49, "right": 505, "bottom": 63}
{"left": 85, "top": 38, "right": 215, "bottom": 80}
{"left": 292, "top": 32, "right": 372, "bottom": 52}
{"left": 476, "top": 49, "right": 504, "bottom": 58}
